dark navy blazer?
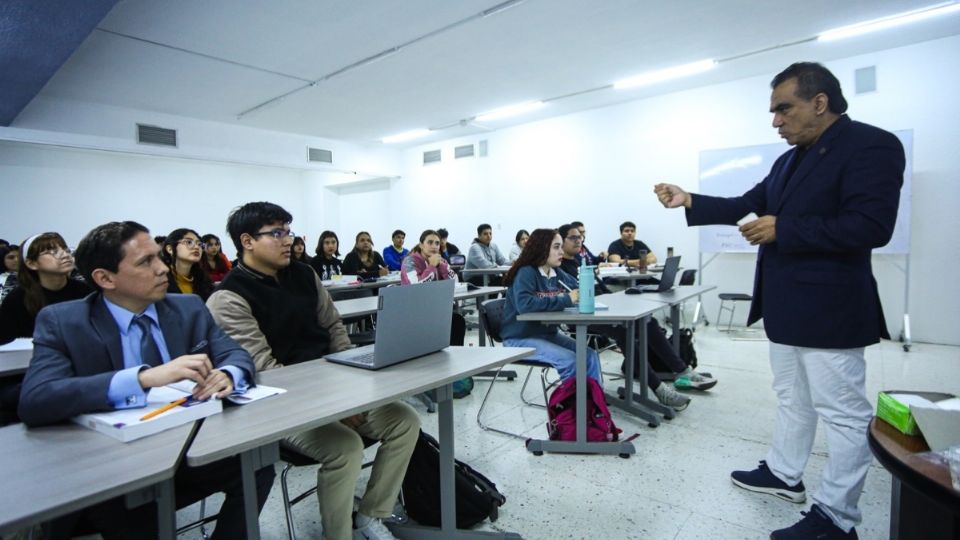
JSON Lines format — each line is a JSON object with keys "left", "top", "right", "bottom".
{"left": 18, "top": 292, "right": 255, "bottom": 426}
{"left": 686, "top": 115, "right": 904, "bottom": 349}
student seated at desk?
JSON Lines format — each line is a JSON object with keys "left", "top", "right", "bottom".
{"left": 200, "top": 233, "right": 232, "bottom": 284}
{"left": 558, "top": 225, "right": 714, "bottom": 407}
{"left": 0, "top": 232, "right": 90, "bottom": 345}
{"left": 400, "top": 229, "right": 466, "bottom": 346}
{"left": 0, "top": 243, "right": 20, "bottom": 305}
{"left": 291, "top": 235, "right": 311, "bottom": 265}
{"left": 465, "top": 223, "right": 509, "bottom": 286}
{"left": 207, "top": 202, "right": 418, "bottom": 540}
{"left": 161, "top": 228, "right": 214, "bottom": 301}
{"left": 309, "top": 230, "right": 344, "bottom": 280}
{"left": 437, "top": 227, "right": 460, "bottom": 262}
{"left": 18, "top": 221, "right": 273, "bottom": 540}
{"left": 500, "top": 228, "right": 601, "bottom": 383}
{"left": 342, "top": 231, "right": 389, "bottom": 280}
{"left": 382, "top": 229, "right": 408, "bottom": 272}
{"left": 570, "top": 220, "right": 606, "bottom": 264}
{"left": 508, "top": 229, "right": 529, "bottom": 262}
{"left": 607, "top": 221, "right": 657, "bottom": 269}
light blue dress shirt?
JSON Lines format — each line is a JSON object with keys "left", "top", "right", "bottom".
{"left": 104, "top": 298, "right": 246, "bottom": 409}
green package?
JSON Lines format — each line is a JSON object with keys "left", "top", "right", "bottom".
{"left": 876, "top": 392, "right": 920, "bottom": 435}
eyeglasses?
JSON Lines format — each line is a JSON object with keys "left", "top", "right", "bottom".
{"left": 252, "top": 229, "right": 295, "bottom": 241}
{"left": 178, "top": 239, "right": 206, "bottom": 249}
{"left": 38, "top": 247, "right": 72, "bottom": 259}
{"left": 565, "top": 235, "right": 583, "bottom": 242}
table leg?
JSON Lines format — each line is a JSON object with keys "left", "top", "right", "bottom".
{"left": 616, "top": 316, "right": 675, "bottom": 420}
{"left": 238, "top": 442, "right": 279, "bottom": 540}
{"left": 156, "top": 478, "right": 175, "bottom": 540}
{"left": 888, "top": 475, "right": 959, "bottom": 540}
{"left": 605, "top": 318, "right": 661, "bottom": 427}
{"left": 670, "top": 304, "right": 681, "bottom": 354}
{"left": 392, "top": 383, "right": 523, "bottom": 539}
{"left": 477, "top": 296, "right": 486, "bottom": 347}
{"left": 525, "top": 324, "right": 635, "bottom": 457}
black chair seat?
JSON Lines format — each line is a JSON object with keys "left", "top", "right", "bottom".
{"left": 718, "top": 293, "right": 752, "bottom": 301}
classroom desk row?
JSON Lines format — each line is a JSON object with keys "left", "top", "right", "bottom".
{"left": 0, "top": 283, "right": 714, "bottom": 537}
{"left": 0, "top": 346, "right": 533, "bottom": 540}
{"left": 335, "top": 285, "right": 506, "bottom": 346}
{"left": 519, "top": 284, "right": 715, "bottom": 457}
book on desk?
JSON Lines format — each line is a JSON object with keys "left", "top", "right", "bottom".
{"left": 73, "top": 382, "right": 221, "bottom": 442}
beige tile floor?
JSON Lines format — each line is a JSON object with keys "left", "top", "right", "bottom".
{"left": 176, "top": 322, "right": 959, "bottom": 540}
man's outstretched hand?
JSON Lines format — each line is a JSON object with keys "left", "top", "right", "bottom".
{"left": 654, "top": 183, "right": 692, "bottom": 209}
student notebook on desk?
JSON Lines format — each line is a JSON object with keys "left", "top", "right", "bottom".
{"left": 627, "top": 256, "right": 681, "bottom": 294}
{"left": 326, "top": 279, "right": 454, "bottom": 370}
{"left": 72, "top": 381, "right": 221, "bottom": 442}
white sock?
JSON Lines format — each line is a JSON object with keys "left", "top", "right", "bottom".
{"left": 355, "top": 512, "right": 374, "bottom": 528}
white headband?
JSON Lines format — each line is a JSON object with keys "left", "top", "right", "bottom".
{"left": 22, "top": 233, "right": 43, "bottom": 259}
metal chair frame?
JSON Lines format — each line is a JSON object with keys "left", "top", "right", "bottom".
{"left": 474, "top": 298, "right": 557, "bottom": 439}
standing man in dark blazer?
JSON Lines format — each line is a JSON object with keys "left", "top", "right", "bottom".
{"left": 18, "top": 220, "right": 274, "bottom": 540}
{"left": 655, "top": 62, "right": 904, "bottom": 540}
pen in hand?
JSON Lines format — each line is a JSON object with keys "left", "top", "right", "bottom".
{"left": 140, "top": 397, "right": 188, "bottom": 421}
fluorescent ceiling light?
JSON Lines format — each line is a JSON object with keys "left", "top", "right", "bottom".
{"left": 818, "top": 2, "right": 960, "bottom": 42}
{"left": 475, "top": 101, "right": 545, "bottom": 122}
{"left": 614, "top": 59, "right": 717, "bottom": 90}
{"left": 381, "top": 128, "right": 430, "bottom": 144}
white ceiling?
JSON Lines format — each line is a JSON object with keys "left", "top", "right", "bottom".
{"left": 31, "top": 0, "right": 960, "bottom": 147}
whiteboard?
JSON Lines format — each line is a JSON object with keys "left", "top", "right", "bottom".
{"left": 697, "top": 130, "right": 913, "bottom": 254}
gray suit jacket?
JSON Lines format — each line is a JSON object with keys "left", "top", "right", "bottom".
{"left": 18, "top": 292, "right": 255, "bottom": 427}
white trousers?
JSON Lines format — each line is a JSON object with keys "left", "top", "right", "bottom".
{"left": 765, "top": 342, "right": 874, "bottom": 532}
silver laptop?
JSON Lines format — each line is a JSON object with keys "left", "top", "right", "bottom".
{"left": 631, "top": 256, "right": 681, "bottom": 293}
{"left": 326, "top": 279, "right": 454, "bottom": 370}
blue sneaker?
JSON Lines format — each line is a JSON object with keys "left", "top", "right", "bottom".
{"left": 771, "top": 504, "right": 857, "bottom": 539}
{"left": 730, "top": 460, "right": 806, "bottom": 503}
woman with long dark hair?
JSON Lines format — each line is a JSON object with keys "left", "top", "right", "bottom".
{"left": 508, "top": 229, "right": 529, "bottom": 262}
{"left": 0, "top": 233, "right": 90, "bottom": 344}
{"left": 309, "top": 230, "right": 343, "bottom": 280}
{"left": 500, "top": 228, "right": 601, "bottom": 382}
{"left": 291, "top": 236, "right": 311, "bottom": 264}
{"left": 162, "top": 228, "right": 214, "bottom": 300}
{"left": 200, "top": 233, "right": 232, "bottom": 284}
{"left": 342, "top": 231, "right": 388, "bottom": 280}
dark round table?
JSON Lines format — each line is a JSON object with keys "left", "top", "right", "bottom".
{"left": 868, "top": 394, "right": 959, "bottom": 540}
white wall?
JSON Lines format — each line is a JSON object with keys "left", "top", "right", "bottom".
{"left": 339, "top": 35, "right": 960, "bottom": 345}
{"left": 0, "top": 99, "right": 402, "bottom": 258}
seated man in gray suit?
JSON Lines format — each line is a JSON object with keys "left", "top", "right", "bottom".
{"left": 18, "top": 221, "right": 274, "bottom": 540}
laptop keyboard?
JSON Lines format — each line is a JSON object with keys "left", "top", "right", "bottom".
{"left": 350, "top": 350, "right": 376, "bottom": 366}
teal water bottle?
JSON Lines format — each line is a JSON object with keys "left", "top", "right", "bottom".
{"left": 578, "top": 256, "right": 595, "bottom": 314}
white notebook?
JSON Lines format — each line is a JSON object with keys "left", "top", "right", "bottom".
{"left": 72, "top": 383, "right": 221, "bottom": 443}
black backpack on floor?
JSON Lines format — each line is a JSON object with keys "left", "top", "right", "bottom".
{"left": 401, "top": 430, "right": 506, "bottom": 528}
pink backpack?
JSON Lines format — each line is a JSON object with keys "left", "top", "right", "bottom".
{"left": 546, "top": 378, "right": 622, "bottom": 442}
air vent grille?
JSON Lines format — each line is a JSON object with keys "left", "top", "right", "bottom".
{"left": 308, "top": 147, "right": 333, "bottom": 163}
{"left": 136, "top": 124, "right": 177, "bottom": 147}
{"left": 423, "top": 149, "right": 441, "bottom": 165}
{"left": 454, "top": 144, "right": 475, "bottom": 159}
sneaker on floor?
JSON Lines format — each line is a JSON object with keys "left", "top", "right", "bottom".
{"left": 674, "top": 371, "right": 717, "bottom": 391}
{"left": 654, "top": 384, "right": 690, "bottom": 411}
{"left": 353, "top": 516, "right": 398, "bottom": 540}
{"left": 771, "top": 504, "right": 858, "bottom": 539}
{"left": 731, "top": 460, "right": 806, "bottom": 503}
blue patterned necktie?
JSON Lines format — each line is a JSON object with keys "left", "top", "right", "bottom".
{"left": 133, "top": 314, "right": 163, "bottom": 367}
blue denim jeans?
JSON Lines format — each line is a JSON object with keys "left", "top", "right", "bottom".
{"left": 504, "top": 332, "right": 601, "bottom": 383}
